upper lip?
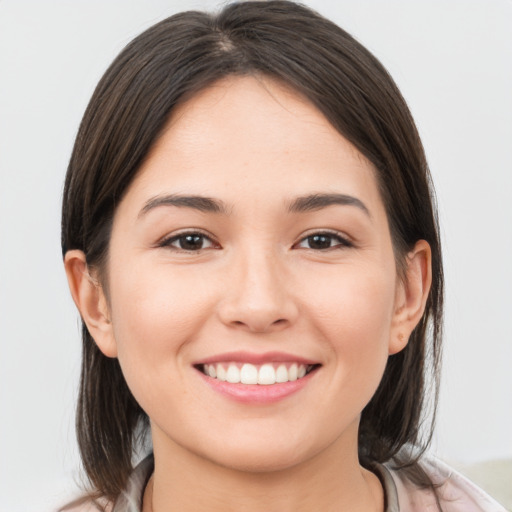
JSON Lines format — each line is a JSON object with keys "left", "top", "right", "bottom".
{"left": 194, "top": 351, "right": 320, "bottom": 366}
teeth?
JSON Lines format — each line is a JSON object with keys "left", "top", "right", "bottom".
{"left": 226, "top": 365, "right": 240, "bottom": 383}
{"left": 275, "top": 364, "right": 288, "bottom": 383}
{"left": 216, "top": 364, "right": 227, "bottom": 381}
{"left": 240, "top": 363, "right": 258, "bottom": 384}
{"left": 289, "top": 363, "right": 298, "bottom": 381}
{"left": 202, "top": 362, "right": 312, "bottom": 385}
{"left": 258, "top": 364, "right": 275, "bottom": 385}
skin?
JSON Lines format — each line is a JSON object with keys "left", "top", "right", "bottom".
{"left": 65, "top": 75, "right": 431, "bottom": 512}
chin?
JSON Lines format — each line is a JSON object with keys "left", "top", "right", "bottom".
{"left": 205, "top": 444, "right": 312, "bottom": 474}
{"left": 188, "top": 426, "right": 325, "bottom": 474}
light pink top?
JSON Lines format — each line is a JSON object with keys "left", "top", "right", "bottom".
{"left": 382, "top": 455, "right": 507, "bottom": 512}
{"left": 67, "top": 453, "right": 507, "bottom": 512}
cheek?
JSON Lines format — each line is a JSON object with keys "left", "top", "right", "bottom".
{"left": 303, "top": 260, "right": 396, "bottom": 336}
{"left": 300, "top": 262, "right": 396, "bottom": 385}
{"left": 105, "top": 262, "right": 219, "bottom": 424}
{"left": 107, "top": 260, "right": 217, "bottom": 373}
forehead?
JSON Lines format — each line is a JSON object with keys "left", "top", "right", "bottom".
{"left": 124, "top": 75, "right": 383, "bottom": 214}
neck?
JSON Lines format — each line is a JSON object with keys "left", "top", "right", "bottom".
{"left": 145, "top": 423, "right": 384, "bottom": 512}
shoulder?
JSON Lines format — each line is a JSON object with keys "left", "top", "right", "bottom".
{"left": 385, "top": 454, "right": 508, "bottom": 512}
{"left": 57, "top": 496, "right": 112, "bottom": 512}
{"left": 59, "top": 455, "right": 153, "bottom": 512}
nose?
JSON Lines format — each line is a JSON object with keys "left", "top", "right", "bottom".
{"left": 217, "top": 249, "right": 299, "bottom": 333}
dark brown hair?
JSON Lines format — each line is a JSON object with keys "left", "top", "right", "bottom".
{"left": 62, "top": 0, "right": 443, "bottom": 505}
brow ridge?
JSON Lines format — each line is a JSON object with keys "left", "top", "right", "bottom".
{"left": 287, "top": 193, "right": 370, "bottom": 216}
{"left": 139, "top": 192, "right": 369, "bottom": 218}
{"left": 139, "top": 194, "right": 227, "bottom": 217}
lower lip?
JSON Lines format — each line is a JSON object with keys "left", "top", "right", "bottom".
{"left": 197, "top": 369, "right": 317, "bottom": 404}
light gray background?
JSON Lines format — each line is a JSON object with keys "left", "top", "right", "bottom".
{"left": 1, "top": 1, "right": 511, "bottom": 510}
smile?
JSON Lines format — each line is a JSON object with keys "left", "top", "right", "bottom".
{"left": 199, "top": 362, "right": 317, "bottom": 385}
{"left": 194, "top": 352, "right": 321, "bottom": 403}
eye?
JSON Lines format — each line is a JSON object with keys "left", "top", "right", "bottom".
{"left": 159, "top": 232, "right": 218, "bottom": 252}
{"left": 295, "top": 232, "right": 352, "bottom": 250}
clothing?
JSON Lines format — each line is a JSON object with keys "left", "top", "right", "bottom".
{"left": 374, "top": 455, "right": 507, "bottom": 511}
{"left": 75, "top": 452, "right": 507, "bottom": 512}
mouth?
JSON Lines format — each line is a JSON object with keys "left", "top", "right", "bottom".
{"left": 195, "top": 362, "right": 320, "bottom": 385}
{"left": 193, "top": 352, "right": 321, "bottom": 403}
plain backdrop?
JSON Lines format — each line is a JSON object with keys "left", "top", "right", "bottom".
{"left": 1, "top": 1, "right": 511, "bottom": 510}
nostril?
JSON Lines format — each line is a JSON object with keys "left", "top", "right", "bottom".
{"left": 227, "top": 317, "right": 289, "bottom": 333}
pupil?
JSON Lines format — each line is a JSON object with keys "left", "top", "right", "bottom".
{"left": 180, "top": 234, "right": 203, "bottom": 250}
{"left": 309, "top": 234, "right": 331, "bottom": 249}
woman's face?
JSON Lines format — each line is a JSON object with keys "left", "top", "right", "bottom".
{"left": 96, "top": 76, "right": 414, "bottom": 471}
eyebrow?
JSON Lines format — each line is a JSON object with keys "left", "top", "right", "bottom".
{"left": 287, "top": 193, "right": 370, "bottom": 216}
{"left": 138, "top": 192, "right": 370, "bottom": 218}
{"left": 139, "top": 194, "right": 229, "bottom": 217}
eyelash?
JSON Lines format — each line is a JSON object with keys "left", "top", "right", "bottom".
{"left": 157, "top": 230, "right": 353, "bottom": 253}
{"left": 294, "top": 231, "right": 353, "bottom": 251}
{"left": 158, "top": 230, "right": 219, "bottom": 252}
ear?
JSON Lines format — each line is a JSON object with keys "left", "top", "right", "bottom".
{"left": 389, "top": 240, "right": 432, "bottom": 355}
{"left": 64, "top": 250, "right": 118, "bottom": 358}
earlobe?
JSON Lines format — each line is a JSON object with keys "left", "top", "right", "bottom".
{"left": 64, "top": 250, "right": 118, "bottom": 358}
{"left": 389, "top": 240, "right": 432, "bottom": 355}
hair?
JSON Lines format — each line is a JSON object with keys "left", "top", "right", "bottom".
{"left": 61, "top": 0, "right": 443, "bottom": 506}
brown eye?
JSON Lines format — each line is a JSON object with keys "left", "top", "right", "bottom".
{"left": 307, "top": 234, "right": 332, "bottom": 250}
{"left": 296, "top": 232, "right": 352, "bottom": 250}
{"left": 177, "top": 234, "right": 205, "bottom": 250}
{"left": 161, "top": 232, "right": 217, "bottom": 251}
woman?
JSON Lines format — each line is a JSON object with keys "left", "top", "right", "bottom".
{"left": 61, "top": 1, "right": 506, "bottom": 511}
